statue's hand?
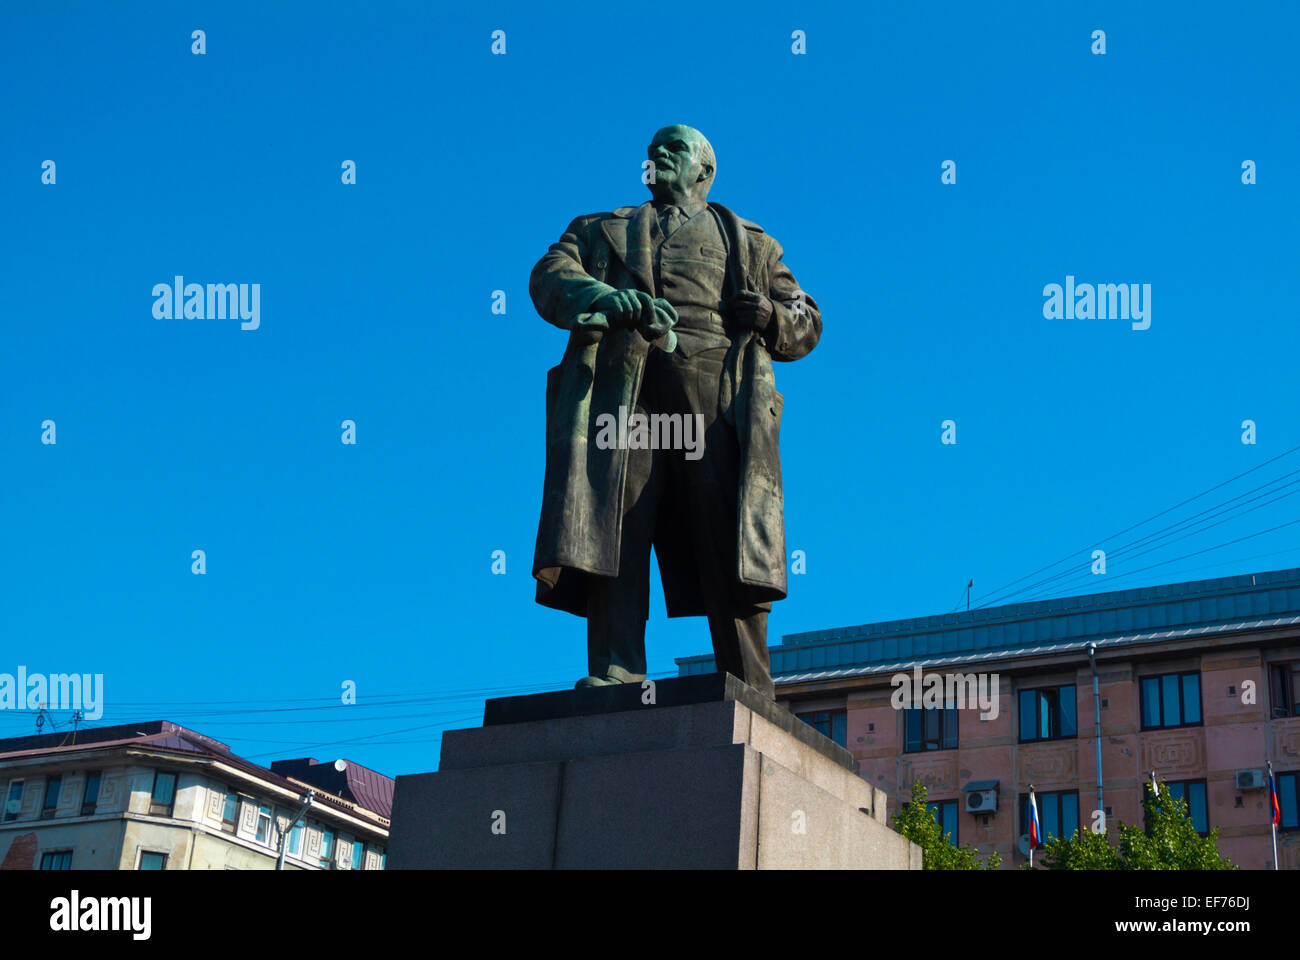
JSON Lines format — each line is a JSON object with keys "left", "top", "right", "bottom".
{"left": 725, "top": 291, "right": 774, "bottom": 333}
{"left": 591, "top": 290, "right": 651, "bottom": 330}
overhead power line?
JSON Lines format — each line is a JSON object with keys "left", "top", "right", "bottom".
{"left": 969, "top": 443, "right": 1300, "bottom": 610}
{"left": 994, "top": 476, "right": 1300, "bottom": 605}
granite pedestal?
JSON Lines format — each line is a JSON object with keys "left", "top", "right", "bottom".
{"left": 388, "top": 673, "right": 920, "bottom": 870}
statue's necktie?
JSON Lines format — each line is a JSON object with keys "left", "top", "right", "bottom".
{"left": 660, "top": 204, "right": 683, "bottom": 238}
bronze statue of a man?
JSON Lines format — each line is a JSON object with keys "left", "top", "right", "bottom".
{"left": 529, "top": 124, "right": 821, "bottom": 700}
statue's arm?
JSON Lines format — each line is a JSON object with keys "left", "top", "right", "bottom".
{"left": 529, "top": 216, "right": 618, "bottom": 331}
{"left": 762, "top": 238, "right": 822, "bottom": 361}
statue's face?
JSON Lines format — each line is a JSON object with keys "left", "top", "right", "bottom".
{"left": 647, "top": 125, "right": 709, "bottom": 197}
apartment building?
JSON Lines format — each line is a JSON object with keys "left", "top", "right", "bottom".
{"left": 0, "top": 721, "right": 391, "bottom": 870}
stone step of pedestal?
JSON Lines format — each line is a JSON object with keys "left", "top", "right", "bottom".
{"left": 439, "top": 698, "right": 887, "bottom": 823}
{"left": 481, "top": 672, "right": 856, "bottom": 770}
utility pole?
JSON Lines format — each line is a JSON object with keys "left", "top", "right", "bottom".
{"left": 1089, "top": 644, "right": 1104, "bottom": 829}
{"left": 275, "top": 790, "right": 315, "bottom": 871}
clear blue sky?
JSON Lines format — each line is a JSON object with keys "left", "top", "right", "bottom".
{"left": 2, "top": 1, "right": 1297, "bottom": 776}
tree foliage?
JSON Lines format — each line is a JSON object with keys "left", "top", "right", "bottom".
{"left": 893, "top": 781, "right": 1001, "bottom": 870}
{"left": 1038, "top": 780, "right": 1235, "bottom": 870}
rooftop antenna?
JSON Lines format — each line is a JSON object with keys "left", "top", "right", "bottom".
{"left": 71, "top": 710, "right": 83, "bottom": 743}
{"left": 967, "top": 579, "right": 974, "bottom": 611}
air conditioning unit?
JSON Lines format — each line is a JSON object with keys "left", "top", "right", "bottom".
{"left": 965, "top": 789, "right": 998, "bottom": 813}
{"left": 1236, "top": 769, "right": 1265, "bottom": 791}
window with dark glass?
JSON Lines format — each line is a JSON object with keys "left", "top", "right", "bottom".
{"left": 4, "top": 780, "right": 24, "bottom": 822}
{"left": 81, "top": 772, "right": 100, "bottom": 816}
{"left": 41, "top": 776, "right": 62, "bottom": 818}
{"left": 1139, "top": 672, "right": 1201, "bottom": 729}
{"left": 221, "top": 792, "right": 239, "bottom": 833}
{"left": 138, "top": 851, "right": 166, "bottom": 870}
{"left": 1270, "top": 662, "right": 1300, "bottom": 718}
{"left": 149, "top": 771, "right": 176, "bottom": 816}
{"left": 1019, "top": 790, "right": 1080, "bottom": 843}
{"left": 904, "top": 706, "right": 958, "bottom": 752}
{"left": 40, "top": 850, "right": 73, "bottom": 870}
{"left": 797, "top": 710, "right": 847, "bottom": 747}
{"left": 1147, "top": 779, "right": 1209, "bottom": 835}
{"left": 1274, "top": 772, "right": 1300, "bottom": 831}
{"left": 1018, "top": 685, "right": 1077, "bottom": 742}
{"left": 320, "top": 829, "right": 334, "bottom": 868}
{"left": 351, "top": 838, "right": 364, "bottom": 870}
{"left": 926, "top": 800, "right": 959, "bottom": 846}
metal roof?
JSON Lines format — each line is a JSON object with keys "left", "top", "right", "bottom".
{"left": 0, "top": 720, "right": 393, "bottom": 826}
{"left": 269, "top": 757, "right": 395, "bottom": 819}
{"left": 767, "top": 615, "right": 1300, "bottom": 684}
{"left": 676, "top": 567, "right": 1300, "bottom": 681}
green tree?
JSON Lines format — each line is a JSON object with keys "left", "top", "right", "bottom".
{"left": 1038, "top": 822, "right": 1121, "bottom": 869}
{"left": 893, "top": 781, "right": 1001, "bottom": 870}
{"left": 1038, "top": 780, "right": 1235, "bottom": 870}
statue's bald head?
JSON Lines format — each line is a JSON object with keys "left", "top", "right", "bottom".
{"left": 647, "top": 124, "right": 715, "bottom": 203}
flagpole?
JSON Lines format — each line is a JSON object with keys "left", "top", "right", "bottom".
{"left": 1268, "top": 760, "right": 1279, "bottom": 871}
{"left": 1028, "top": 783, "right": 1035, "bottom": 869}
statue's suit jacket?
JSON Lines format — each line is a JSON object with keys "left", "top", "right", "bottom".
{"left": 529, "top": 201, "right": 821, "bottom": 618}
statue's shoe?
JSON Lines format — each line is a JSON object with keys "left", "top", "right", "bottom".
{"left": 574, "top": 674, "right": 623, "bottom": 689}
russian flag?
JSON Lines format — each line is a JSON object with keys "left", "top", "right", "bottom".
{"left": 1268, "top": 768, "right": 1282, "bottom": 826}
{"left": 1028, "top": 787, "right": 1042, "bottom": 849}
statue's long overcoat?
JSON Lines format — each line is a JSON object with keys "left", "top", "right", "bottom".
{"left": 529, "top": 201, "right": 821, "bottom": 618}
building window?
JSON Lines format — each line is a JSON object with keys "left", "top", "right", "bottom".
{"left": 1018, "top": 685, "right": 1077, "bottom": 742}
{"left": 1020, "top": 791, "right": 1080, "bottom": 844}
{"left": 81, "top": 772, "right": 100, "bottom": 816}
{"left": 1269, "top": 662, "right": 1300, "bottom": 718}
{"left": 319, "top": 829, "right": 334, "bottom": 868}
{"left": 351, "top": 838, "right": 364, "bottom": 870}
{"left": 221, "top": 792, "right": 239, "bottom": 833}
{"left": 149, "top": 771, "right": 176, "bottom": 817}
{"left": 40, "top": 850, "right": 73, "bottom": 870}
{"left": 4, "top": 780, "right": 23, "bottom": 822}
{"left": 1140, "top": 672, "right": 1201, "bottom": 730}
{"left": 255, "top": 804, "right": 273, "bottom": 845}
{"left": 797, "top": 710, "right": 847, "bottom": 747}
{"left": 1276, "top": 772, "right": 1300, "bottom": 831}
{"left": 904, "top": 706, "right": 958, "bottom": 752}
{"left": 41, "top": 775, "right": 62, "bottom": 818}
{"left": 926, "top": 800, "right": 959, "bottom": 846}
{"left": 288, "top": 821, "right": 303, "bottom": 856}
{"left": 138, "top": 851, "right": 167, "bottom": 870}
{"left": 1148, "top": 779, "right": 1209, "bottom": 835}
